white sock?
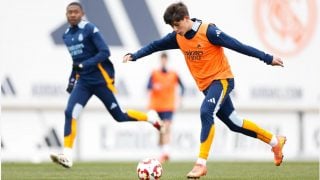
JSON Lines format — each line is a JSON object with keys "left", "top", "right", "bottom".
{"left": 196, "top": 158, "right": 207, "bottom": 166}
{"left": 147, "top": 110, "right": 158, "bottom": 124}
{"left": 63, "top": 147, "right": 73, "bottom": 159}
{"left": 269, "top": 135, "right": 278, "bottom": 147}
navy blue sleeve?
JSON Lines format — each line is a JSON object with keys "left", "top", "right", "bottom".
{"left": 147, "top": 74, "right": 153, "bottom": 90}
{"left": 207, "top": 24, "right": 273, "bottom": 65}
{"left": 82, "top": 24, "right": 111, "bottom": 67}
{"left": 131, "top": 32, "right": 179, "bottom": 60}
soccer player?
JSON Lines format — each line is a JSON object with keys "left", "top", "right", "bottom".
{"left": 50, "top": 2, "right": 163, "bottom": 168}
{"left": 147, "top": 52, "right": 185, "bottom": 163}
{"left": 123, "top": 2, "right": 286, "bottom": 179}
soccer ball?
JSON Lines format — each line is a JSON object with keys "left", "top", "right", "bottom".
{"left": 136, "top": 158, "right": 163, "bottom": 180}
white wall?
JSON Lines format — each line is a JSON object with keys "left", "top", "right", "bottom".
{"left": 2, "top": 109, "right": 320, "bottom": 162}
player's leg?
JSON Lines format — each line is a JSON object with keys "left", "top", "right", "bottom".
{"left": 50, "top": 83, "right": 92, "bottom": 168}
{"left": 187, "top": 79, "right": 232, "bottom": 178}
{"left": 94, "top": 85, "right": 163, "bottom": 131}
{"left": 157, "top": 111, "right": 173, "bottom": 163}
{"left": 216, "top": 95, "right": 286, "bottom": 166}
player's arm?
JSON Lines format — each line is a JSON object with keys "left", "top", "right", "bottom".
{"left": 123, "top": 32, "right": 179, "bottom": 62}
{"left": 66, "top": 69, "right": 77, "bottom": 93}
{"left": 207, "top": 24, "right": 283, "bottom": 67}
{"left": 147, "top": 75, "right": 153, "bottom": 90}
{"left": 177, "top": 75, "right": 185, "bottom": 96}
{"left": 79, "top": 25, "right": 111, "bottom": 69}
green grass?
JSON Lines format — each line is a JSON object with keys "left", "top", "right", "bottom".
{"left": 2, "top": 161, "right": 319, "bottom": 180}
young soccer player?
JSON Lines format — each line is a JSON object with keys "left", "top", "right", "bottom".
{"left": 50, "top": 2, "right": 163, "bottom": 168}
{"left": 147, "top": 52, "right": 185, "bottom": 163}
{"left": 123, "top": 2, "right": 286, "bottom": 179}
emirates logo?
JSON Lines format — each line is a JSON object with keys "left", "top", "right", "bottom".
{"left": 254, "top": 0, "right": 317, "bottom": 57}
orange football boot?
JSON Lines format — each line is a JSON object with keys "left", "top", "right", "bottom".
{"left": 271, "top": 135, "right": 287, "bottom": 166}
{"left": 186, "top": 164, "right": 207, "bottom": 179}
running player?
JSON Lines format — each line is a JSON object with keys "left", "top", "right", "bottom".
{"left": 50, "top": 2, "right": 163, "bottom": 168}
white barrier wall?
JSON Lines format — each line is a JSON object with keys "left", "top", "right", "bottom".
{"left": 1, "top": 0, "right": 320, "bottom": 161}
{"left": 2, "top": 109, "right": 320, "bottom": 162}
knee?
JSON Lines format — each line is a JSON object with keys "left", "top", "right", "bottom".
{"left": 65, "top": 103, "right": 83, "bottom": 120}
{"left": 112, "top": 112, "right": 127, "bottom": 122}
{"left": 200, "top": 108, "right": 214, "bottom": 124}
{"left": 228, "top": 124, "right": 242, "bottom": 132}
{"left": 64, "top": 108, "right": 72, "bottom": 120}
{"left": 114, "top": 118, "right": 125, "bottom": 122}
{"left": 226, "top": 111, "right": 244, "bottom": 132}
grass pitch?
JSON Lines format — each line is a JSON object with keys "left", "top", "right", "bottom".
{"left": 2, "top": 161, "right": 319, "bottom": 180}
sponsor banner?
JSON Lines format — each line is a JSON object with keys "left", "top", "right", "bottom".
{"left": 2, "top": 110, "right": 317, "bottom": 162}
{"left": 1, "top": 0, "right": 319, "bottom": 109}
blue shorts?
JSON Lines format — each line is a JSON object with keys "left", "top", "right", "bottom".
{"left": 157, "top": 111, "right": 173, "bottom": 121}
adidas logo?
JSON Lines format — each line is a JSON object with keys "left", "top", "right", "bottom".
{"left": 44, "top": 128, "right": 62, "bottom": 148}
{"left": 1, "top": 76, "right": 16, "bottom": 96}
{"left": 110, "top": 102, "right": 118, "bottom": 110}
{"left": 207, "top": 97, "right": 216, "bottom": 104}
{"left": 52, "top": 0, "right": 160, "bottom": 46}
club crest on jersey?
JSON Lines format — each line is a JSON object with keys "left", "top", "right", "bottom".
{"left": 78, "top": 33, "right": 83, "bottom": 42}
{"left": 215, "top": 30, "right": 221, "bottom": 37}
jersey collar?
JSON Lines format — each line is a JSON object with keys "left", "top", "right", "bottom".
{"left": 69, "top": 20, "right": 88, "bottom": 29}
{"left": 191, "top": 18, "right": 202, "bottom": 32}
{"left": 184, "top": 18, "right": 202, "bottom": 39}
{"left": 77, "top": 20, "right": 88, "bottom": 29}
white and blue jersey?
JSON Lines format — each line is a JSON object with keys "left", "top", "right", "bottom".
{"left": 62, "top": 21, "right": 127, "bottom": 140}
{"left": 61, "top": 20, "right": 164, "bottom": 151}
{"left": 63, "top": 20, "right": 114, "bottom": 86}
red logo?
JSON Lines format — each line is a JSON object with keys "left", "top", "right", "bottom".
{"left": 254, "top": 0, "right": 317, "bottom": 57}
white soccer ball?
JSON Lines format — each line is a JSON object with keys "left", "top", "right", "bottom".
{"left": 136, "top": 158, "right": 163, "bottom": 180}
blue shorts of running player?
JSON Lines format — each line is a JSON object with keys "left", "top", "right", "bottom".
{"left": 156, "top": 111, "right": 173, "bottom": 121}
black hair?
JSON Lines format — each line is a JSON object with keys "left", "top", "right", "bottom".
{"left": 160, "top": 52, "right": 168, "bottom": 59}
{"left": 163, "top": 2, "right": 189, "bottom": 26}
{"left": 67, "top": 2, "right": 83, "bottom": 11}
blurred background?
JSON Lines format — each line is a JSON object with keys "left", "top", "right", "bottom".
{"left": 1, "top": 0, "right": 319, "bottom": 163}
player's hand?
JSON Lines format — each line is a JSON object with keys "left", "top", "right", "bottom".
{"left": 66, "top": 77, "right": 77, "bottom": 94}
{"left": 66, "top": 82, "right": 75, "bottom": 94}
{"left": 73, "top": 63, "right": 83, "bottom": 71}
{"left": 271, "top": 56, "right": 284, "bottom": 67}
{"left": 123, "top": 53, "right": 133, "bottom": 63}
